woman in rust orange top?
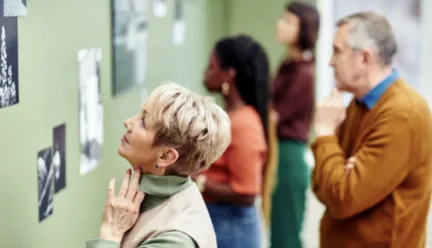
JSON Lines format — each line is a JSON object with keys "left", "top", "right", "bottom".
{"left": 194, "top": 35, "right": 270, "bottom": 248}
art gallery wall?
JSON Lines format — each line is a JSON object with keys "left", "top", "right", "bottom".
{"left": 0, "top": 0, "right": 226, "bottom": 247}
{"left": 227, "top": 0, "right": 316, "bottom": 73}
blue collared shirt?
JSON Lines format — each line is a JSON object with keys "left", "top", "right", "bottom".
{"left": 357, "top": 69, "right": 399, "bottom": 109}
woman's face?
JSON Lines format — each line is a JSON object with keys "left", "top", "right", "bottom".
{"left": 117, "top": 103, "right": 164, "bottom": 171}
{"left": 204, "top": 51, "right": 228, "bottom": 92}
{"left": 277, "top": 11, "right": 300, "bottom": 46}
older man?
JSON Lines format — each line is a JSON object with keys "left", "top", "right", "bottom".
{"left": 312, "top": 11, "right": 432, "bottom": 248}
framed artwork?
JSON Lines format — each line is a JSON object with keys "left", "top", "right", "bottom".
{"left": 37, "top": 147, "right": 53, "bottom": 222}
{"left": 3, "top": 0, "right": 27, "bottom": 17}
{"left": 78, "top": 48, "right": 103, "bottom": 176}
{"left": 111, "top": 0, "right": 149, "bottom": 96}
{"left": 0, "top": 13, "right": 18, "bottom": 109}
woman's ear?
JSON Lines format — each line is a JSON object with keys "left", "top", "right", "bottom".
{"left": 156, "top": 148, "right": 179, "bottom": 169}
{"left": 227, "top": 68, "right": 236, "bottom": 82}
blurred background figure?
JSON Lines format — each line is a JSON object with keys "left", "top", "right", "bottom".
{"left": 271, "top": 2, "right": 320, "bottom": 248}
{"left": 194, "top": 34, "right": 271, "bottom": 248}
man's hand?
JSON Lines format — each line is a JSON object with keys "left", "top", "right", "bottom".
{"left": 99, "top": 169, "right": 145, "bottom": 243}
{"left": 314, "top": 88, "right": 346, "bottom": 137}
{"left": 345, "top": 156, "right": 356, "bottom": 173}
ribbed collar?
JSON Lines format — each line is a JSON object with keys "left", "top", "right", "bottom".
{"left": 139, "top": 174, "right": 192, "bottom": 212}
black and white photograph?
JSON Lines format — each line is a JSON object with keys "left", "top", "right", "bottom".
{"left": 0, "top": 15, "right": 18, "bottom": 109}
{"left": 52, "top": 124, "right": 66, "bottom": 193}
{"left": 172, "top": 0, "right": 185, "bottom": 46}
{"left": 37, "top": 147, "right": 54, "bottom": 222}
{"left": 112, "top": 0, "right": 148, "bottom": 95}
{"left": 78, "top": 48, "right": 103, "bottom": 176}
{"left": 3, "top": 0, "right": 27, "bottom": 17}
{"left": 152, "top": 0, "right": 167, "bottom": 18}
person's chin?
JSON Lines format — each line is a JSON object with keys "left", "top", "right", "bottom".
{"left": 117, "top": 145, "right": 127, "bottom": 158}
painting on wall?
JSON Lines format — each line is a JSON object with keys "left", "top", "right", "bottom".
{"left": 37, "top": 147, "right": 54, "bottom": 222}
{"left": 53, "top": 124, "right": 66, "bottom": 193}
{"left": 0, "top": 15, "right": 18, "bottom": 109}
{"left": 3, "top": 0, "right": 27, "bottom": 17}
{"left": 78, "top": 48, "right": 103, "bottom": 176}
{"left": 112, "top": 0, "right": 148, "bottom": 95}
{"left": 333, "top": 0, "right": 421, "bottom": 90}
{"left": 153, "top": 0, "right": 167, "bottom": 18}
{"left": 172, "top": 0, "right": 185, "bottom": 46}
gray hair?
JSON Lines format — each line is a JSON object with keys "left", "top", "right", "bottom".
{"left": 336, "top": 11, "right": 397, "bottom": 66}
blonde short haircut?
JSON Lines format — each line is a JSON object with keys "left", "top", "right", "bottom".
{"left": 144, "top": 82, "right": 231, "bottom": 174}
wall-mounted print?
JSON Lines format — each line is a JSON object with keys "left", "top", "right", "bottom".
{"left": 152, "top": 0, "right": 167, "bottom": 18}
{"left": 53, "top": 124, "right": 66, "bottom": 193}
{"left": 172, "top": 0, "right": 185, "bottom": 46}
{"left": 0, "top": 15, "right": 18, "bottom": 109}
{"left": 37, "top": 147, "right": 54, "bottom": 222}
{"left": 78, "top": 48, "right": 103, "bottom": 176}
{"left": 3, "top": 0, "right": 27, "bottom": 17}
{"left": 112, "top": 0, "right": 148, "bottom": 96}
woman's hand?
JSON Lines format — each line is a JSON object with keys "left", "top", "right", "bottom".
{"left": 99, "top": 169, "right": 145, "bottom": 243}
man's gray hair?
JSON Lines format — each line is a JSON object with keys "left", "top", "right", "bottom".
{"left": 337, "top": 11, "right": 397, "bottom": 66}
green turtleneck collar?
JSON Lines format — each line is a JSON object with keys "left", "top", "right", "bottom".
{"left": 139, "top": 174, "right": 192, "bottom": 212}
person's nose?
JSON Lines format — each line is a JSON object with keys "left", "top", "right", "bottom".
{"left": 329, "top": 55, "right": 335, "bottom": 67}
{"left": 124, "top": 117, "right": 133, "bottom": 132}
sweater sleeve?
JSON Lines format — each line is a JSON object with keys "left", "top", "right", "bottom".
{"left": 85, "top": 232, "right": 196, "bottom": 248}
{"left": 311, "top": 113, "right": 412, "bottom": 219}
{"left": 138, "top": 231, "right": 196, "bottom": 248}
{"left": 86, "top": 239, "right": 120, "bottom": 248}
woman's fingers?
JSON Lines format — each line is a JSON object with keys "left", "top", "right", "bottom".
{"left": 118, "top": 169, "right": 132, "bottom": 197}
{"left": 107, "top": 176, "right": 116, "bottom": 199}
{"left": 126, "top": 169, "right": 141, "bottom": 200}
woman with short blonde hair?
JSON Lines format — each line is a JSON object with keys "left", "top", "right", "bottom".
{"left": 85, "top": 82, "right": 231, "bottom": 248}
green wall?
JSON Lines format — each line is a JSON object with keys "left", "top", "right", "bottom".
{"left": 227, "top": 0, "right": 316, "bottom": 73}
{"left": 0, "top": 0, "right": 319, "bottom": 247}
{"left": 227, "top": 0, "right": 288, "bottom": 73}
{"left": 0, "top": 0, "right": 225, "bottom": 247}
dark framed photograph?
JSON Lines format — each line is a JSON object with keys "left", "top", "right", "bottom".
{"left": 0, "top": 13, "right": 18, "bottom": 109}
{"left": 111, "top": 0, "right": 148, "bottom": 96}
{"left": 53, "top": 123, "right": 66, "bottom": 193}
{"left": 37, "top": 147, "right": 54, "bottom": 222}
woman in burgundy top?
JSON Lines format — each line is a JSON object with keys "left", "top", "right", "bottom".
{"left": 270, "top": 2, "right": 320, "bottom": 248}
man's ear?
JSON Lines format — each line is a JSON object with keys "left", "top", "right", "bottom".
{"left": 156, "top": 147, "right": 179, "bottom": 169}
{"left": 362, "top": 48, "right": 373, "bottom": 65}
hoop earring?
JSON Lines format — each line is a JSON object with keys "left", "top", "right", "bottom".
{"left": 221, "top": 82, "right": 230, "bottom": 95}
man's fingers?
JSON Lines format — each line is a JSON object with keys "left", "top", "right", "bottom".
{"left": 107, "top": 177, "right": 116, "bottom": 199}
{"left": 347, "top": 157, "right": 356, "bottom": 164}
{"left": 345, "top": 163, "right": 354, "bottom": 173}
{"left": 345, "top": 156, "right": 356, "bottom": 172}
{"left": 133, "top": 191, "right": 145, "bottom": 206}
{"left": 126, "top": 169, "right": 141, "bottom": 200}
{"left": 331, "top": 88, "right": 340, "bottom": 96}
{"left": 330, "top": 88, "right": 344, "bottom": 104}
{"left": 119, "top": 169, "right": 132, "bottom": 197}
{"left": 345, "top": 163, "right": 355, "bottom": 169}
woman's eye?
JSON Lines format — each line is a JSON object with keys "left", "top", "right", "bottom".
{"left": 141, "top": 118, "right": 146, "bottom": 127}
